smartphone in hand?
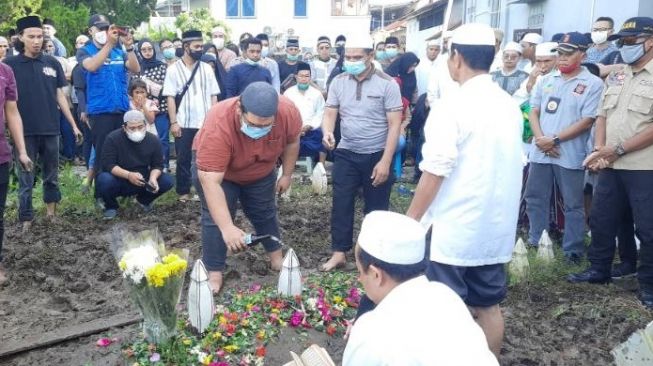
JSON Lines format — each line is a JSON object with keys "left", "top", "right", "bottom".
{"left": 116, "top": 26, "right": 131, "bottom": 37}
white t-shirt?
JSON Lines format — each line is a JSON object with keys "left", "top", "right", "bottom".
{"left": 415, "top": 57, "right": 437, "bottom": 97}
{"left": 420, "top": 74, "right": 523, "bottom": 266}
{"left": 426, "top": 52, "right": 459, "bottom": 107}
{"left": 283, "top": 85, "right": 325, "bottom": 129}
{"left": 343, "top": 276, "right": 498, "bottom": 366}
{"left": 162, "top": 60, "right": 220, "bottom": 129}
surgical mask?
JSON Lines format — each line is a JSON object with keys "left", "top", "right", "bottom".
{"left": 213, "top": 37, "right": 225, "bottom": 50}
{"left": 189, "top": 49, "right": 203, "bottom": 61}
{"left": 558, "top": 62, "right": 580, "bottom": 74}
{"left": 620, "top": 43, "right": 647, "bottom": 65}
{"left": 240, "top": 118, "right": 272, "bottom": 139}
{"left": 591, "top": 31, "right": 609, "bottom": 45}
{"left": 287, "top": 54, "right": 299, "bottom": 62}
{"left": 343, "top": 60, "right": 367, "bottom": 76}
{"left": 375, "top": 50, "right": 385, "bottom": 60}
{"left": 126, "top": 130, "right": 146, "bottom": 143}
{"left": 162, "top": 48, "right": 175, "bottom": 60}
{"left": 245, "top": 58, "right": 259, "bottom": 66}
{"left": 385, "top": 48, "right": 398, "bottom": 58}
{"left": 297, "top": 83, "right": 309, "bottom": 91}
{"left": 261, "top": 46, "right": 269, "bottom": 58}
{"left": 94, "top": 31, "right": 107, "bottom": 45}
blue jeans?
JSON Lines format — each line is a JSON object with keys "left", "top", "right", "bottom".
{"left": 154, "top": 114, "right": 170, "bottom": 169}
{"left": 588, "top": 169, "right": 653, "bottom": 289}
{"left": 525, "top": 163, "right": 585, "bottom": 256}
{"left": 192, "top": 155, "right": 281, "bottom": 271}
{"left": 331, "top": 149, "right": 395, "bottom": 252}
{"left": 60, "top": 112, "right": 75, "bottom": 160}
{"left": 175, "top": 128, "right": 198, "bottom": 195}
{"left": 95, "top": 172, "right": 174, "bottom": 210}
{"left": 18, "top": 135, "right": 61, "bottom": 222}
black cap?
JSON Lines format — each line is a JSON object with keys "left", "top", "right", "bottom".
{"left": 255, "top": 33, "right": 269, "bottom": 42}
{"left": 88, "top": 14, "right": 110, "bottom": 29}
{"left": 608, "top": 17, "right": 653, "bottom": 41}
{"left": 556, "top": 32, "right": 591, "bottom": 52}
{"left": 335, "top": 35, "right": 346, "bottom": 43}
{"left": 317, "top": 36, "right": 331, "bottom": 46}
{"left": 43, "top": 18, "right": 55, "bottom": 27}
{"left": 287, "top": 37, "right": 299, "bottom": 48}
{"left": 385, "top": 36, "right": 399, "bottom": 45}
{"left": 16, "top": 16, "right": 42, "bottom": 33}
{"left": 297, "top": 61, "right": 311, "bottom": 73}
{"left": 182, "top": 30, "right": 203, "bottom": 42}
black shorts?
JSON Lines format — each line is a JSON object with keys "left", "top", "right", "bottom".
{"left": 425, "top": 261, "right": 507, "bottom": 307}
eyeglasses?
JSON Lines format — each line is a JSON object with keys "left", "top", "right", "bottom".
{"left": 616, "top": 35, "right": 651, "bottom": 47}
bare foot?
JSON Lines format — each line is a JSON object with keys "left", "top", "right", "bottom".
{"left": 46, "top": 203, "right": 56, "bottom": 217}
{"left": 269, "top": 249, "right": 284, "bottom": 271}
{"left": 0, "top": 264, "right": 6, "bottom": 285}
{"left": 208, "top": 271, "right": 223, "bottom": 294}
{"left": 321, "top": 252, "right": 346, "bottom": 272}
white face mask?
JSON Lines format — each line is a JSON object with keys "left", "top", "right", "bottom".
{"left": 261, "top": 46, "right": 269, "bottom": 58}
{"left": 213, "top": 37, "right": 225, "bottom": 50}
{"left": 94, "top": 31, "right": 107, "bottom": 45}
{"left": 126, "top": 130, "right": 146, "bottom": 143}
{"left": 591, "top": 31, "right": 608, "bottom": 45}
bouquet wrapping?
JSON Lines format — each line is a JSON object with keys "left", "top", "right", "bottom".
{"left": 111, "top": 227, "right": 188, "bottom": 344}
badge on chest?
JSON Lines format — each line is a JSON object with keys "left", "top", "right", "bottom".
{"left": 545, "top": 97, "right": 561, "bottom": 114}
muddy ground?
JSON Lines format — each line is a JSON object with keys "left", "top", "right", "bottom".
{"left": 0, "top": 181, "right": 651, "bottom": 366}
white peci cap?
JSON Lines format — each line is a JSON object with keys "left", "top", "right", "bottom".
{"left": 357, "top": 211, "right": 426, "bottom": 265}
{"left": 451, "top": 23, "right": 495, "bottom": 46}
{"left": 522, "top": 32, "right": 543, "bottom": 45}
{"left": 211, "top": 26, "right": 226, "bottom": 35}
{"left": 536, "top": 42, "right": 559, "bottom": 57}
{"left": 503, "top": 41, "right": 523, "bottom": 54}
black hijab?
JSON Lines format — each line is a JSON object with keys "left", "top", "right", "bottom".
{"left": 386, "top": 52, "right": 420, "bottom": 100}
{"left": 201, "top": 47, "right": 227, "bottom": 101}
{"left": 138, "top": 38, "right": 165, "bottom": 71}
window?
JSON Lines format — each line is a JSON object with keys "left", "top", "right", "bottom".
{"left": 226, "top": 0, "right": 255, "bottom": 18}
{"left": 332, "top": 0, "right": 369, "bottom": 16}
{"left": 418, "top": 7, "right": 444, "bottom": 31}
{"left": 295, "top": 0, "right": 307, "bottom": 17}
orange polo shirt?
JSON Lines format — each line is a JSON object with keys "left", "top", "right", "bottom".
{"left": 195, "top": 97, "right": 302, "bottom": 185}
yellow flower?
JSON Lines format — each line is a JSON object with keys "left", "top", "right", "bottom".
{"left": 224, "top": 344, "right": 239, "bottom": 353}
{"left": 162, "top": 253, "right": 181, "bottom": 264}
{"left": 202, "top": 354, "right": 213, "bottom": 365}
{"left": 219, "top": 315, "right": 227, "bottom": 325}
{"left": 240, "top": 319, "right": 249, "bottom": 327}
{"left": 333, "top": 296, "right": 343, "bottom": 304}
{"left": 145, "top": 263, "right": 171, "bottom": 287}
{"left": 119, "top": 259, "right": 127, "bottom": 271}
{"left": 182, "top": 338, "right": 192, "bottom": 346}
{"left": 256, "top": 330, "right": 266, "bottom": 340}
{"left": 246, "top": 303, "right": 253, "bottom": 311}
{"left": 164, "top": 257, "right": 188, "bottom": 276}
{"left": 271, "top": 308, "right": 280, "bottom": 314}
{"left": 212, "top": 332, "right": 222, "bottom": 340}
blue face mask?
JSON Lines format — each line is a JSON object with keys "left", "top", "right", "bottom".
{"left": 375, "top": 50, "right": 386, "bottom": 60}
{"left": 385, "top": 48, "right": 398, "bottom": 58}
{"left": 343, "top": 60, "right": 367, "bottom": 76}
{"left": 240, "top": 117, "right": 273, "bottom": 139}
{"left": 620, "top": 43, "right": 647, "bottom": 65}
{"left": 162, "top": 48, "right": 175, "bottom": 60}
{"left": 297, "top": 83, "right": 309, "bottom": 91}
{"left": 245, "top": 58, "right": 259, "bottom": 66}
{"left": 287, "top": 54, "right": 299, "bottom": 62}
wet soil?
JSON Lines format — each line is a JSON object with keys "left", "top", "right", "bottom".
{"left": 0, "top": 183, "right": 650, "bottom": 365}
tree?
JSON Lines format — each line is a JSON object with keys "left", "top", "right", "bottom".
{"left": 0, "top": 0, "right": 43, "bottom": 34}
{"left": 40, "top": 2, "right": 90, "bottom": 52}
{"left": 175, "top": 8, "right": 231, "bottom": 43}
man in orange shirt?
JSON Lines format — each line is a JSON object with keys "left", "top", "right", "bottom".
{"left": 195, "top": 82, "right": 302, "bottom": 293}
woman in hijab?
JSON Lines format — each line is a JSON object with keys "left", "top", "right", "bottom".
{"left": 137, "top": 38, "right": 170, "bottom": 170}
{"left": 385, "top": 52, "right": 420, "bottom": 102}
{"left": 202, "top": 44, "right": 227, "bottom": 101}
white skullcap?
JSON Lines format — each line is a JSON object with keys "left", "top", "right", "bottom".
{"left": 536, "top": 42, "right": 558, "bottom": 57}
{"left": 358, "top": 211, "right": 426, "bottom": 265}
{"left": 451, "top": 23, "right": 495, "bottom": 46}
{"left": 346, "top": 33, "right": 374, "bottom": 49}
{"left": 503, "top": 41, "right": 523, "bottom": 54}
{"left": 522, "top": 33, "right": 543, "bottom": 45}
{"left": 123, "top": 110, "right": 145, "bottom": 124}
{"left": 426, "top": 39, "right": 440, "bottom": 47}
{"left": 211, "top": 26, "right": 226, "bottom": 35}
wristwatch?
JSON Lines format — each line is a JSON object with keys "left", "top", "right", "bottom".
{"left": 553, "top": 135, "right": 561, "bottom": 146}
{"left": 615, "top": 143, "right": 627, "bottom": 156}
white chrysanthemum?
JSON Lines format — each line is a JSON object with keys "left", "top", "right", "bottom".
{"left": 119, "top": 245, "right": 159, "bottom": 284}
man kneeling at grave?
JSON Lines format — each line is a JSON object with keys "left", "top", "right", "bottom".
{"left": 343, "top": 210, "right": 498, "bottom": 365}
{"left": 96, "top": 110, "right": 174, "bottom": 219}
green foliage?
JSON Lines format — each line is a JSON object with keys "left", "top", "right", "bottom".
{"left": 40, "top": 2, "right": 90, "bottom": 53}
{"left": 136, "top": 23, "right": 178, "bottom": 43}
{"left": 175, "top": 8, "right": 231, "bottom": 42}
{"left": 83, "top": 0, "right": 157, "bottom": 28}
{"left": 0, "top": 0, "right": 43, "bottom": 34}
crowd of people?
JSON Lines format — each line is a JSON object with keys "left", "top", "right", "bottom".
{"left": 0, "top": 10, "right": 652, "bottom": 364}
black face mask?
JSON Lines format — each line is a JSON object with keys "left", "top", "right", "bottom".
{"left": 189, "top": 49, "right": 203, "bottom": 61}
{"left": 175, "top": 47, "right": 184, "bottom": 58}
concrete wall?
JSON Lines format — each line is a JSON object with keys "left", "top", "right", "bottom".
{"left": 209, "top": 0, "right": 372, "bottom": 50}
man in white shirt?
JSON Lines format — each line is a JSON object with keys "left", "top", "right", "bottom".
{"left": 415, "top": 39, "right": 440, "bottom": 97}
{"left": 211, "top": 26, "right": 237, "bottom": 70}
{"left": 407, "top": 23, "right": 523, "bottom": 358}
{"left": 283, "top": 62, "right": 326, "bottom": 163}
{"left": 426, "top": 30, "right": 458, "bottom": 107}
{"left": 343, "top": 210, "right": 498, "bottom": 366}
{"left": 309, "top": 36, "right": 337, "bottom": 91}
{"left": 518, "top": 32, "right": 543, "bottom": 73}
{"left": 163, "top": 30, "right": 220, "bottom": 202}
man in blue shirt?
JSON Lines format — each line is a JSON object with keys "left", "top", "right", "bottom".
{"left": 224, "top": 37, "right": 272, "bottom": 98}
{"left": 586, "top": 17, "right": 618, "bottom": 64}
{"left": 524, "top": 32, "right": 603, "bottom": 262}
{"left": 77, "top": 14, "right": 140, "bottom": 182}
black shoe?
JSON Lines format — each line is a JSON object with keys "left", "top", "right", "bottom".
{"left": 611, "top": 262, "right": 637, "bottom": 279}
{"left": 567, "top": 268, "right": 611, "bottom": 284}
{"left": 638, "top": 289, "right": 653, "bottom": 309}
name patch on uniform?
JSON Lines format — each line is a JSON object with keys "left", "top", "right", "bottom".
{"left": 573, "top": 83, "right": 587, "bottom": 95}
{"left": 545, "top": 97, "right": 561, "bottom": 114}
{"left": 640, "top": 80, "right": 653, "bottom": 87}
{"left": 42, "top": 66, "right": 57, "bottom": 78}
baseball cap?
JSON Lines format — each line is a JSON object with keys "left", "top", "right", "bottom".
{"left": 608, "top": 17, "right": 653, "bottom": 41}
{"left": 88, "top": 14, "right": 110, "bottom": 29}
{"left": 556, "top": 32, "right": 591, "bottom": 53}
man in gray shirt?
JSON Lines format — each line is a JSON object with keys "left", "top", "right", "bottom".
{"left": 321, "top": 34, "right": 403, "bottom": 271}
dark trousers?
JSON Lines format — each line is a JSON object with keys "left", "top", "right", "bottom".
{"left": 60, "top": 112, "right": 75, "bottom": 160}
{"left": 175, "top": 127, "right": 198, "bottom": 195}
{"left": 192, "top": 156, "right": 281, "bottom": 271}
{"left": 588, "top": 169, "right": 653, "bottom": 289}
{"left": 331, "top": 149, "right": 395, "bottom": 252}
{"left": 0, "top": 162, "right": 9, "bottom": 262}
{"left": 89, "top": 113, "right": 123, "bottom": 173}
{"left": 154, "top": 114, "right": 170, "bottom": 169}
{"left": 95, "top": 172, "right": 174, "bottom": 210}
{"left": 18, "top": 135, "right": 61, "bottom": 222}
{"left": 616, "top": 209, "right": 638, "bottom": 265}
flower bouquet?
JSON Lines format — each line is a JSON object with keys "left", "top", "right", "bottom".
{"left": 111, "top": 227, "right": 189, "bottom": 344}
